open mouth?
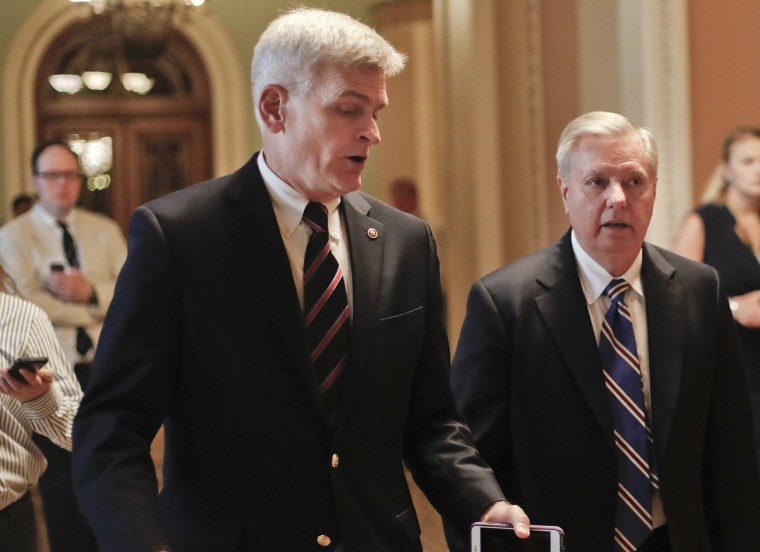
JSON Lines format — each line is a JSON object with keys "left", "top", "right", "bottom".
{"left": 348, "top": 156, "right": 367, "bottom": 164}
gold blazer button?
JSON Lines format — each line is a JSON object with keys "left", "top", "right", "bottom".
{"left": 317, "top": 534, "right": 332, "bottom": 547}
{"left": 367, "top": 228, "right": 378, "bottom": 239}
{"left": 331, "top": 453, "right": 339, "bottom": 468}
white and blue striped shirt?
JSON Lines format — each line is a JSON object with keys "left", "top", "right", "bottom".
{"left": 0, "top": 292, "right": 82, "bottom": 510}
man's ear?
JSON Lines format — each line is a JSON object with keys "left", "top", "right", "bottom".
{"left": 258, "top": 85, "right": 288, "bottom": 133}
{"left": 557, "top": 174, "right": 570, "bottom": 214}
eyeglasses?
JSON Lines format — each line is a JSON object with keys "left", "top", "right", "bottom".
{"left": 35, "top": 171, "right": 82, "bottom": 181}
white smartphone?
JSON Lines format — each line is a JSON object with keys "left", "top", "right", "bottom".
{"left": 471, "top": 523, "right": 565, "bottom": 552}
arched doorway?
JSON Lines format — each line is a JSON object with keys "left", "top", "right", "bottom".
{"left": 35, "top": 13, "right": 212, "bottom": 231}
{"left": 2, "top": 0, "right": 252, "bottom": 224}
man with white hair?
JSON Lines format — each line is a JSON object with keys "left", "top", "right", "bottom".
{"left": 449, "top": 111, "right": 760, "bottom": 551}
{"left": 73, "top": 8, "right": 529, "bottom": 552}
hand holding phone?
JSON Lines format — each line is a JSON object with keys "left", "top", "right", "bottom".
{"left": 471, "top": 523, "right": 564, "bottom": 552}
{"left": 8, "top": 357, "right": 49, "bottom": 383}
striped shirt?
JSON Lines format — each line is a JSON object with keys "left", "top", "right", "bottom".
{"left": 0, "top": 292, "right": 82, "bottom": 510}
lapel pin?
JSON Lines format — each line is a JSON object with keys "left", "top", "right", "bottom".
{"left": 367, "top": 228, "right": 379, "bottom": 240}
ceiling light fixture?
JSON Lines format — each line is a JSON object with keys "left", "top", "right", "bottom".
{"left": 69, "top": 0, "right": 210, "bottom": 59}
{"left": 52, "top": 0, "right": 209, "bottom": 96}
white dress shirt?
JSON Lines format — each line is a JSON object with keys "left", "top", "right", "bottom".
{"left": 0, "top": 204, "right": 126, "bottom": 366}
{"left": 570, "top": 230, "right": 665, "bottom": 528}
{"left": 257, "top": 153, "right": 354, "bottom": 315}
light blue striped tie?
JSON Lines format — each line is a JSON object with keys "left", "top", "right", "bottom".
{"left": 599, "top": 279, "right": 658, "bottom": 552}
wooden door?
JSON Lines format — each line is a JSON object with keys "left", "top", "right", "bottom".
{"left": 36, "top": 17, "right": 212, "bottom": 233}
{"left": 40, "top": 115, "right": 210, "bottom": 231}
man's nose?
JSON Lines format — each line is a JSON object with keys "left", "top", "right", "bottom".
{"left": 607, "top": 182, "right": 626, "bottom": 205}
{"left": 360, "top": 118, "right": 381, "bottom": 145}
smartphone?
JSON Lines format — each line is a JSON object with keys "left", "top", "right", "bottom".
{"left": 471, "top": 523, "right": 564, "bottom": 552}
{"left": 50, "top": 263, "right": 65, "bottom": 272}
{"left": 8, "top": 357, "right": 48, "bottom": 383}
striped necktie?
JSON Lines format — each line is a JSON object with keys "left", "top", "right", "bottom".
{"left": 303, "top": 202, "right": 350, "bottom": 427}
{"left": 59, "top": 221, "right": 80, "bottom": 268}
{"left": 599, "top": 279, "right": 659, "bottom": 552}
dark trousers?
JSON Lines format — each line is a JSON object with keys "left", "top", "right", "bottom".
{"left": 0, "top": 492, "right": 39, "bottom": 552}
{"left": 638, "top": 525, "right": 672, "bottom": 552}
{"left": 32, "top": 362, "right": 98, "bottom": 552}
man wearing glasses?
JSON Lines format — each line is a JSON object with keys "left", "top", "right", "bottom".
{"left": 0, "top": 140, "right": 126, "bottom": 552}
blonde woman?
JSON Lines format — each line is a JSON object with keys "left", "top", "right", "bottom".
{"left": 673, "top": 125, "right": 760, "bottom": 476}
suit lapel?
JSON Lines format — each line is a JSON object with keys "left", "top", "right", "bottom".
{"left": 332, "top": 192, "right": 384, "bottom": 437}
{"left": 534, "top": 233, "right": 614, "bottom": 442}
{"left": 641, "top": 244, "right": 682, "bottom": 468}
{"left": 223, "top": 154, "right": 327, "bottom": 425}
{"left": 535, "top": 237, "right": 684, "bottom": 462}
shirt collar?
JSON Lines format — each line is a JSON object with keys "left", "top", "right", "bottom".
{"left": 257, "top": 152, "right": 342, "bottom": 239}
{"left": 33, "top": 202, "right": 75, "bottom": 228}
{"left": 571, "top": 229, "right": 644, "bottom": 305}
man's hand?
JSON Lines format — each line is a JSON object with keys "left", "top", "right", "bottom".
{"left": 46, "top": 268, "right": 94, "bottom": 303}
{"left": 0, "top": 366, "right": 53, "bottom": 402}
{"left": 480, "top": 501, "right": 531, "bottom": 538}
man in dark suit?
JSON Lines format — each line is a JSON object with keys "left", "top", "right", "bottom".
{"left": 448, "top": 111, "right": 760, "bottom": 552}
{"left": 71, "top": 8, "right": 529, "bottom": 552}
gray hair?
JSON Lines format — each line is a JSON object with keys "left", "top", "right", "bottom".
{"left": 251, "top": 7, "right": 407, "bottom": 128}
{"left": 556, "top": 111, "right": 658, "bottom": 178}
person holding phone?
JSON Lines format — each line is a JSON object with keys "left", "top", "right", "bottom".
{"left": 0, "top": 262, "right": 83, "bottom": 552}
{"left": 0, "top": 140, "right": 126, "bottom": 552}
{"left": 471, "top": 523, "right": 564, "bottom": 552}
{"left": 72, "top": 8, "right": 530, "bottom": 552}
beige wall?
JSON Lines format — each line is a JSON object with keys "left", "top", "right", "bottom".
{"left": 689, "top": 0, "right": 760, "bottom": 201}
{"left": 540, "top": 0, "right": 580, "bottom": 242}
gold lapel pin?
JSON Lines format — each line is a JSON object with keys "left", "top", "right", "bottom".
{"left": 367, "top": 228, "right": 379, "bottom": 240}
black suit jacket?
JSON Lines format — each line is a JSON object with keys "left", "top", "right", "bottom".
{"left": 449, "top": 231, "right": 760, "bottom": 552}
{"left": 72, "top": 153, "right": 504, "bottom": 552}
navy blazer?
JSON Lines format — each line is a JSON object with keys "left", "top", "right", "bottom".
{"left": 450, "top": 231, "right": 760, "bottom": 552}
{"left": 72, "top": 153, "right": 504, "bottom": 551}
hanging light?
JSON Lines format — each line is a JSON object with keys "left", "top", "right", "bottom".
{"left": 82, "top": 71, "right": 113, "bottom": 91}
{"left": 69, "top": 1, "right": 209, "bottom": 19}
{"left": 69, "top": 0, "right": 209, "bottom": 59}
{"left": 52, "top": 0, "right": 209, "bottom": 96}
{"left": 121, "top": 72, "right": 155, "bottom": 95}
{"left": 49, "top": 74, "right": 84, "bottom": 94}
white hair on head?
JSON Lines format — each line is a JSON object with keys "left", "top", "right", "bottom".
{"left": 251, "top": 7, "right": 407, "bottom": 127}
{"left": 556, "top": 111, "right": 658, "bottom": 178}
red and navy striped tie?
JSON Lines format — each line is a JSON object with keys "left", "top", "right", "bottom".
{"left": 303, "top": 202, "right": 350, "bottom": 427}
{"left": 599, "top": 279, "right": 659, "bottom": 552}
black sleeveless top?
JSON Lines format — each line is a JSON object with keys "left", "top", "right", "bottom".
{"left": 697, "top": 204, "right": 760, "bottom": 466}
{"left": 698, "top": 204, "right": 760, "bottom": 299}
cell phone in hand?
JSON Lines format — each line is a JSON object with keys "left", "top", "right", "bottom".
{"left": 471, "top": 523, "right": 565, "bottom": 552}
{"left": 50, "top": 263, "right": 65, "bottom": 272}
{"left": 8, "top": 357, "right": 48, "bottom": 383}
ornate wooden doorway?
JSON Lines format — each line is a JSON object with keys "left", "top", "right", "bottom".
{"left": 35, "top": 15, "right": 212, "bottom": 232}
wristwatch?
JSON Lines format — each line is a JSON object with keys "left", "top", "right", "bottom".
{"left": 729, "top": 299, "right": 739, "bottom": 313}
